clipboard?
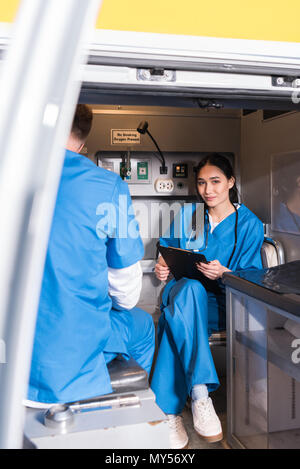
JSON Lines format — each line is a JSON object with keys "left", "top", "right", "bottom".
{"left": 157, "top": 244, "right": 219, "bottom": 291}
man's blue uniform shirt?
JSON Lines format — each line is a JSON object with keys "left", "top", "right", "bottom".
{"left": 28, "top": 150, "right": 144, "bottom": 404}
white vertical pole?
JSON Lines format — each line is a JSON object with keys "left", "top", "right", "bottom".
{"left": 0, "top": 0, "right": 102, "bottom": 449}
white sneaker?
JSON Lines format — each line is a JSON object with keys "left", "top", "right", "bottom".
{"left": 167, "top": 415, "right": 189, "bottom": 449}
{"left": 192, "top": 397, "right": 223, "bottom": 443}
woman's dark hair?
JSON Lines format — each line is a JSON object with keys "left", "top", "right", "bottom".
{"left": 195, "top": 153, "right": 239, "bottom": 204}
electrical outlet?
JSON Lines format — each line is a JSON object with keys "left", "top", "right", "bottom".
{"left": 154, "top": 178, "right": 174, "bottom": 193}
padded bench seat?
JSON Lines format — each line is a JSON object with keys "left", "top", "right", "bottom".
{"left": 209, "top": 330, "right": 227, "bottom": 346}
{"left": 107, "top": 355, "right": 149, "bottom": 393}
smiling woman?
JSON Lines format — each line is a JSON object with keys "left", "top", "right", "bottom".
{"left": 196, "top": 165, "right": 235, "bottom": 215}
{"left": 152, "top": 153, "right": 264, "bottom": 449}
{"left": 196, "top": 154, "right": 239, "bottom": 210}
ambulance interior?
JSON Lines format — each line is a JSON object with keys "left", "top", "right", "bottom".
{"left": 1, "top": 3, "right": 300, "bottom": 450}
{"left": 72, "top": 92, "right": 300, "bottom": 449}
{"left": 83, "top": 99, "right": 300, "bottom": 307}
{"left": 23, "top": 84, "right": 300, "bottom": 449}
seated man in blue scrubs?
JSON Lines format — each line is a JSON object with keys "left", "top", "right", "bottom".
{"left": 26, "top": 104, "right": 155, "bottom": 406}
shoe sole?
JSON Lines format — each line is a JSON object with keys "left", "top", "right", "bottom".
{"left": 172, "top": 440, "right": 189, "bottom": 450}
{"left": 194, "top": 428, "right": 223, "bottom": 443}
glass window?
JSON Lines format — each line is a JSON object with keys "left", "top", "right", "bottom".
{"left": 271, "top": 152, "right": 300, "bottom": 235}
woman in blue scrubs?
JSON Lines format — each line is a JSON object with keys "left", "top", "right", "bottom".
{"left": 151, "top": 153, "right": 264, "bottom": 449}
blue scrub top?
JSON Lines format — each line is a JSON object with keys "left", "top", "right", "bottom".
{"left": 28, "top": 150, "right": 144, "bottom": 404}
{"left": 159, "top": 203, "right": 264, "bottom": 332}
{"left": 160, "top": 203, "right": 264, "bottom": 272}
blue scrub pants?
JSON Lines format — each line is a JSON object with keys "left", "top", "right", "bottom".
{"left": 104, "top": 307, "right": 155, "bottom": 377}
{"left": 151, "top": 278, "right": 223, "bottom": 415}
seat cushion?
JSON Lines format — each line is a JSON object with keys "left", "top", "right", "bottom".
{"left": 107, "top": 355, "right": 149, "bottom": 393}
{"left": 261, "top": 242, "right": 279, "bottom": 268}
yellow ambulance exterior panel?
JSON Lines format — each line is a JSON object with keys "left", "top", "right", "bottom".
{"left": 0, "top": 0, "right": 19, "bottom": 22}
{"left": 1, "top": 0, "right": 300, "bottom": 43}
{"left": 97, "top": 0, "right": 300, "bottom": 43}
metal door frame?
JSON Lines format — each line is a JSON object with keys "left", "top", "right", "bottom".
{"left": 0, "top": 0, "right": 101, "bottom": 449}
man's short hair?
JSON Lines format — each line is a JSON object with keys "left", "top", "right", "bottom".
{"left": 71, "top": 104, "right": 93, "bottom": 142}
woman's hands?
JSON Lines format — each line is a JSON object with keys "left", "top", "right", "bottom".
{"left": 155, "top": 256, "right": 230, "bottom": 282}
{"left": 154, "top": 256, "right": 170, "bottom": 282}
{"left": 196, "top": 259, "right": 230, "bottom": 281}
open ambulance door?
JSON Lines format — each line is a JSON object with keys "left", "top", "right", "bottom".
{"left": 0, "top": 0, "right": 300, "bottom": 450}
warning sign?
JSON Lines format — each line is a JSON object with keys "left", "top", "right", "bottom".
{"left": 111, "top": 129, "right": 141, "bottom": 145}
